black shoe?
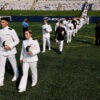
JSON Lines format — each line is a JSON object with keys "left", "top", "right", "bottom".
{"left": 58, "top": 51, "right": 62, "bottom": 54}
{"left": 94, "top": 43, "right": 98, "bottom": 46}
{"left": 66, "top": 43, "right": 69, "bottom": 45}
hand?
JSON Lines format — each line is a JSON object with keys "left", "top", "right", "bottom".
{"left": 55, "top": 39, "right": 58, "bottom": 43}
{"left": 45, "top": 29, "right": 48, "bottom": 33}
{"left": 5, "top": 45, "right": 11, "bottom": 50}
{"left": 28, "top": 51, "right": 33, "bottom": 56}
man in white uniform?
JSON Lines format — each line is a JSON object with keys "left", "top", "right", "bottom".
{"left": 42, "top": 19, "right": 52, "bottom": 53}
{"left": 55, "top": 18, "right": 60, "bottom": 32}
{"left": 66, "top": 19, "right": 74, "bottom": 44}
{"left": 0, "top": 17, "right": 19, "bottom": 86}
{"left": 63, "top": 18, "right": 68, "bottom": 27}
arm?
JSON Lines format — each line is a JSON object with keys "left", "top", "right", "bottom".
{"left": 55, "top": 28, "right": 59, "bottom": 42}
{"left": 20, "top": 42, "right": 24, "bottom": 61}
{"left": 55, "top": 27, "right": 58, "bottom": 39}
{"left": 0, "top": 35, "right": 2, "bottom": 47}
{"left": 64, "top": 28, "right": 66, "bottom": 36}
{"left": 55, "top": 24, "right": 58, "bottom": 31}
{"left": 10, "top": 29, "right": 20, "bottom": 49}
{"left": 31, "top": 40, "right": 40, "bottom": 56}
{"left": 48, "top": 25, "right": 52, "bottom": 33}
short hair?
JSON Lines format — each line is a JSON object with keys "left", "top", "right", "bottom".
{"left": 24, "top": 18, "right": 28, "bottom": 22}
{"left": 96, "top": 21, "right": 99, "bottom": 25}
{"left": 1, "top": 17, "right": 9, "bottom": 22}
{"left": 25, "top": 30, "right": 32, "bottom": 34}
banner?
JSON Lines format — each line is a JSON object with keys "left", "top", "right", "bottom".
{"left": 11, "top": 16, "right": 100, "bottom": 23}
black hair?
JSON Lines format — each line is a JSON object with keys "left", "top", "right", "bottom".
{"left": 60, "top": 20, "right": 63, "bottom": 24}
{"left": 1, "top": 17, "right": 9, "bottom": 22}
{"left": 96, "top": 20, "right": 100, "bottom": 25}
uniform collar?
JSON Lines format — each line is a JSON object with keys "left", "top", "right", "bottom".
{"left": 26, "top": 37, "right": 33, "bottom": 41}
{"left": 3, "top": 26, "right": 9, "bottom": 30}
{"left": 44, "top": 23, "right": 48, "bottom": 25}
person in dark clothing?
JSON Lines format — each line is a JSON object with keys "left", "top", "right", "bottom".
{"left": 95, "top": 21, "right": 100, "bottom": 46}
{"left": 72, "top": 18, "right": 77, "bottom": 36}
{"left": 55, "top": 21, "right": 66, "bottom": 54}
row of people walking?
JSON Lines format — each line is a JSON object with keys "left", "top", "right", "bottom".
{"left": 42, "top": 16, "right": 89, "bottom": 54}
{"left": 0, "top": 15, "right": 89, "bottom": 93}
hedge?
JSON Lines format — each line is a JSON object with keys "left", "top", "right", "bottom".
{"left": 0, "top": 10, "right": 100, "bottom": 16}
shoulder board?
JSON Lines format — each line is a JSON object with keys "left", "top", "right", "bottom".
{"left": 8, "top": 27, "right": 12, "bottom": 30}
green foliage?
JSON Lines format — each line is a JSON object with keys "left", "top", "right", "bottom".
{"left": 0, "top": 10, "right": 81, "bottom": 16}
{"left": 0, "top": 10, "right": 100, "bottom": 16}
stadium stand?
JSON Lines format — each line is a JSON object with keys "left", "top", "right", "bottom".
{"left": 34, "top": 0, "right": 100, "bottom": 11}
{"left": 0, "top": 0, "right": 36, "bottom": 10}
{"left": 34, "top": 0, "right": 85, "bottom": 11}
{"left": 0, "top": 0, "right": 100, "bottom": 10}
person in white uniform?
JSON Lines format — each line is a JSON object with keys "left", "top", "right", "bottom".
{"left": 42, "top": 19, "right": 52, "bottom": 53}
{"left": 0, "top": 17, "right": 19, "bottom": 86}
{"left": 63, "top": 18, "right": 68, "bottom": 27}
{"left": 55, "top": 18, "right": 60, "bottom": 32}
{"left": 18, "top": 30, "right": 40, "bottom": 93}
{"left": 66, "top": 19, "right": 74, "bottom": 44}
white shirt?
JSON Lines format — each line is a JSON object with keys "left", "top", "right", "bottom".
{"left": 63, "top": 20, "right": 68, "bottom": 27}
{"left": 42, "top": 23, "right": 52, "bottom": 38}
{"left": 20, "top": 38, "right": 40, "bottom": 62}
{"left": 0, "top": 26, "right": 19, "bottom": 56}
{"left": 67, "top": 22, "right": 74, "bottom": 32}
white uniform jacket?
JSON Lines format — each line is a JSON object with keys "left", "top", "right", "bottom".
{"left": 42, "top": 23, "right": 52, "bottom": 38}
{"left": 63, "top": 20, "right": 68, "bottom": 27}
{"left": 20, "top": 38, "right": 40, "bottom": 63}
{"left": 0, "top": 26, "right": 20, "bottom": 56}
{"left": 67, "top": 22, "right": 74, "bottom": 32}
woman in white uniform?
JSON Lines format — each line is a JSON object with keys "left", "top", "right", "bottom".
{"left": 18, "top": 30, "right": 40, "bottom": 93}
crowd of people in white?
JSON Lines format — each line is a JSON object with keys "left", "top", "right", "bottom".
{"left": 0, "top": 0, "right": 100, "bottom": 10}
{"left": 45, "top": 16, "right": 89, "bottom": 53}
{"left": 0, "top": 1, "right": 89, "bottom": 93}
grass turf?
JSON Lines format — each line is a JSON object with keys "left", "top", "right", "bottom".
{"left": 0, "top": 22, "right": 100, "bottom": 100}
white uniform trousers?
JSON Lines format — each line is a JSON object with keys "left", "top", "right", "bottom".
{"left": 72, "top": 29, "right": 76, "bottom": 37}
{"left": 76, "top": 25, "right": 80, "bottom": 31}
{"left": 58, "top": 40, "right": 64, "bottom": 52}
{"left": 42, "top": 36, "right": 51, "bottom": 52}
{"left": 18, "top": 62, "right": 38, "bottom": 90}
{"left": 0, "top": 55, "right": 18, "bottom": 84}
{"left": 66, "top": 31, "right": 72, "bottom": 43}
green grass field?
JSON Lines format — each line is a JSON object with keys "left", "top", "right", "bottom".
{"left": 0, "top": 22, "right": 100, "bottom": 100}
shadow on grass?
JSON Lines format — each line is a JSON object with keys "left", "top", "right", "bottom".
{"left": 74, "top": 38, "right": 93, "bottom": 45}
